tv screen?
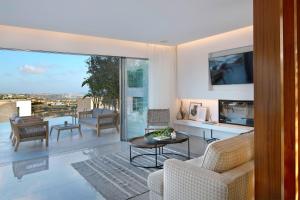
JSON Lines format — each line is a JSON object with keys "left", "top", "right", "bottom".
{"left": 209, "top": 51, "right": 253, "bottom": 85}
{"left": 219, "top": 100, "right": 254, "bottom": 127}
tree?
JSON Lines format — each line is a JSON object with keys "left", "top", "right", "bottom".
{"left": 82, "top": 56, "right": 119, "bottom": 111}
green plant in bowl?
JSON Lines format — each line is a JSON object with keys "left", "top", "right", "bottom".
{"left": 147, "top": 127, "right": 174, "bottom": 140}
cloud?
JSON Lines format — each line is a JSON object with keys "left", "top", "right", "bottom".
{"left": 20, "top": 65, "right": 47, "bottom": 74}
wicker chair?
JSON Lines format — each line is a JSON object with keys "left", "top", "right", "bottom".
{"left": 145, "top": 109, "right": 170, "bottom": 134}
{"left": 11, "top": 116, "right": 49, "bottom": 151}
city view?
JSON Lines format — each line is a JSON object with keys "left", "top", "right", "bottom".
{"left": 0, "top": 50, "right": 120, "bottom": 122}
{"left": 0, "top": 93, "right": 81, "bottom": 122}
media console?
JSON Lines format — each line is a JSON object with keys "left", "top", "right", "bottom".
{"left": 173, "top": 120, "right": 254, "bottom": 142}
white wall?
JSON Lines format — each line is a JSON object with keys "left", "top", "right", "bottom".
{"left": 16, "top": 100, "right": 31, "bottom": 117}
{"left": 148, "top": 45, "right": 177, "bottom": 121}
{"left": 177, "top": 26, "right": 253, "bottom": 100}
{"left": 0, "top": 25, "right": 177, "bottom": 115}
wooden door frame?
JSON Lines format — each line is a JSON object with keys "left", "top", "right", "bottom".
{"left": 254, "top": 0, "right": 299, "bottom": 199}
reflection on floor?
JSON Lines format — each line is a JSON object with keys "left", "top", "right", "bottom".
{"left": 13, "top": 156, "right": 49, "bottom": 179}
{"left": 0, "top": 143, "right": 127, "bottom": 200}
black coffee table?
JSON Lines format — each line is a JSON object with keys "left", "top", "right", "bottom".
{"left": 129, "top": 131, "right": 190, "bottom": 168}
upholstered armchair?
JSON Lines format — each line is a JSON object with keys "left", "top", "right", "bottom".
{"left": 78, "top": 108, "right": 119, "bottom": 136}
{"left": 11, "top": 116, "right": 49, "bottom": 151}
{"left": 148, "top": 132, "right": 254, "bottom": 200}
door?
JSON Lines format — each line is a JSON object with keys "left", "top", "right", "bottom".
{"left": 121, "top": 58, "right": 149, "bottom": 140}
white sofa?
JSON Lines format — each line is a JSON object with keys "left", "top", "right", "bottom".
{"left": 147, "top": 132, "right": 254, "bottom": 200}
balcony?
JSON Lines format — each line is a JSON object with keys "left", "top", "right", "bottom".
{"left": 0, "top": 115, "right": 120, "bottom": 164}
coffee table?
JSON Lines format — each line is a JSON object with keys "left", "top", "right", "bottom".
{"left": 50, "top": 124, "right": 82, "bottom": 142}
{"left": 129, "top": 131, "right": 190, "bottom": 168}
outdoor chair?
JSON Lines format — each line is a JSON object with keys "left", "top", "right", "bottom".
{"left": 11, "top": 116, "right": 49, "bottom": 151}
{"left": 79, "top": 108, "right": 119, "bottom": 136}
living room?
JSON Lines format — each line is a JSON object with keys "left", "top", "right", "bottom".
{"left": 0, "top": 0, "right": 298, "bottom": 200}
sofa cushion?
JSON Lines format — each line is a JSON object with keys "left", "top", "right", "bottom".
{"left": 102, "top": 109, "right": 113, "bottom": 115}
{"left": 92, "top": 109, "right": 103, "bottom": 118}
{"left": 80, "top": 118, "right": 114, "bottom": 126}
{"left": 20, "top": 126, "right": 46, "bottom": 139}
{"left": 14, "top": 117, "right": 23, "bottom": 124}
{"left": 98, "top": 118, "right": 114, "bottom": 125}
{"left": 202, "top": 132, "right": 254, "bottom": 173}
{"left": 80, "top": 118, "right": 97, "bottom": 126}
{"left": 147, "top": 169, "right": 164, "bottom": 195}
{"left": 92, "top": 108, "right": 114, "bottom": 118}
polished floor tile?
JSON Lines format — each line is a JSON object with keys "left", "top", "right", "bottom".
{"left": 0, "top": 142, "right": 128, "bottom": 200}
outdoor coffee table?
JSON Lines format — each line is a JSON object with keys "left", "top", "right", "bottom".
{"left": 129, "top": 131, "right": 190, "bottom": 168}
{"left": 50, "top": 124, "right": 82, "bottom": 142}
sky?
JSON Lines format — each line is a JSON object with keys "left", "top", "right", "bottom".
{"left": 0, "top": 50, "right": 90, "bottom": 94}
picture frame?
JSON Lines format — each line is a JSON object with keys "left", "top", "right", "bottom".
{"left": 188, "top": 102, "right": 207, "bottom": 121}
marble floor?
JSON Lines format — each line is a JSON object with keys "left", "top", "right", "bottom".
{"left": 0, "top": 142, "right": 129, "bottom": 200}
{"left": 0, "top": 117, "right": 207, "bottom": 200}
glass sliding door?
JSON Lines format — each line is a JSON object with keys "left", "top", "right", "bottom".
{"left": 121, "top": 58, "right": 149, "bottom": 140}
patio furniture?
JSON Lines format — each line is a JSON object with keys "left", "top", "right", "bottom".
{"left": 78, "top": 108, "right": 119, "bottom": 136}
{"left": 129, "top": 131, "right": 190, "bottom": 168}
{"left": 147, "top": 132, "right": 254, "bottom": 200}
{"left": 50, "top": 123, "right": 82, "bottom": 142}
{"left": 10, "top": 116, "right": 43, "bottom": 143}
{"left": 11, "top": 116, "right": 49, "bottom": 151}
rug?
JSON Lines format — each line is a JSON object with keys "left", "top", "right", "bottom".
{"left": 72, "top": 148, "right": 187, "bottom": 200}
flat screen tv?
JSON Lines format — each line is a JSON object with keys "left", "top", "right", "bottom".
{"left": 219, "top": 100, "right": 254, "bottom": 127}
{"left": 209, "top": 49, "right": 253, "bottom": 85}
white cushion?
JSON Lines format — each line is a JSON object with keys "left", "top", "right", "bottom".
{"left": 202, "top": 132, "right": 254, "bottom": 173}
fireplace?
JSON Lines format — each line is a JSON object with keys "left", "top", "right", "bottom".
{"left": 218, "top": 100, "right": 254, "bottom": 127}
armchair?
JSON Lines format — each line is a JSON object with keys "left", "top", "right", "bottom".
{"left": 11, "top": 116, "right": 49, "bottom": 151}
{"left": 79, "top": 108, "right": 119, "bottom": 136}
{"left": 148, "top": 132, "right": 254, "bottom": 200}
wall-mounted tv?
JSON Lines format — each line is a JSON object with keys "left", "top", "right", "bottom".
{"left": 209, "top": 46, "right": 253, "bottom": 85}
{"left": 219, "top": 100, "right": 254, "bottom": 127}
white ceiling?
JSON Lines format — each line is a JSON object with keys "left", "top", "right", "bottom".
{"left": 0, "top": 0, "right": 252, "bottom": 45}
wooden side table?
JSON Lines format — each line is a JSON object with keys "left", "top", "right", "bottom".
{"left": 50, "top": 124, "right": 82, "bottom": 142}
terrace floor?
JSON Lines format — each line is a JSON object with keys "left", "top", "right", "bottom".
{"left": 0, "top": 116, "right": 120, "bottom": 164}
{"left": 0, "top": 116, "right": 207, "bottom": 200}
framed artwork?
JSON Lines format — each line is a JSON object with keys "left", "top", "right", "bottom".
{"left": 189, "top": 102, "right": 207, "bottom": 121}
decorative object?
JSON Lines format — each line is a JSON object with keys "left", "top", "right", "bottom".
{"left": 188, "top": 102, "right": 207, "bottom": 121}
{"left": 171, "top": 131, "right": 176, "bottom": 139}
{"left": 64, "top": 121, "right": 68, "bottom": 126}
{"left": 176, "top": 101, "right": 187, "bottom": 120}
{"left": 209, "top": 46, "right": 253, "bottom": 85}
{"left": 148, "top": 127, "right": 174, "bottom": 139}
